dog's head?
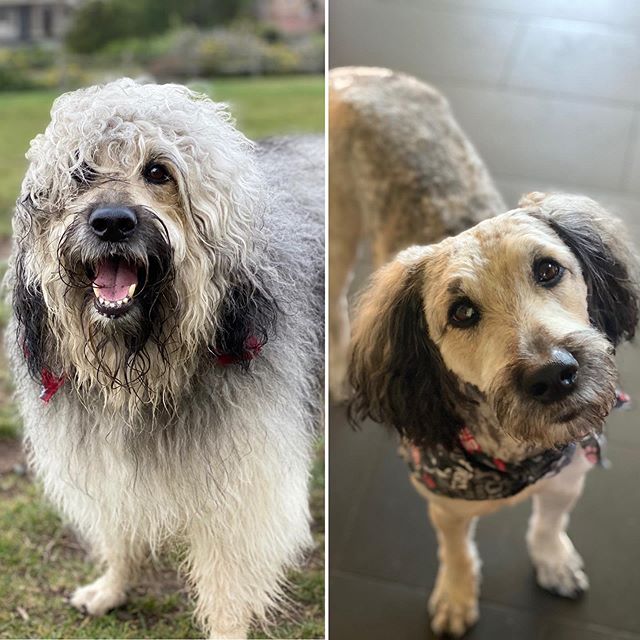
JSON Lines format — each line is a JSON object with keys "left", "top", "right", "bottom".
{"left": 11, "top": 79, "right": 277, "bottom": 408}
{"left": 349, "top": 194, "right": 640, "bottom": 449}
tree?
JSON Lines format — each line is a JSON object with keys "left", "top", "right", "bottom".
{"left": 65, "top": 0, "right": 245, "bottom": 54}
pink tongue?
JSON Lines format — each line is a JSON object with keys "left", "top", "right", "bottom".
{"left": 93, "top": 259, "right": 138, "bottom": 302}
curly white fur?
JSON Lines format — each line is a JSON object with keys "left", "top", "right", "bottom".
{"left": 15, "top": 80, "right": 273, "bottom": 413}
{"left": 6, "top": 79, "right": 324, "bottom": 639}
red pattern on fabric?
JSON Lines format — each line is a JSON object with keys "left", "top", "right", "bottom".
{"left": 582, "top": 445, "right": 599, "bottom": 465}
{"left": 615, "top": 390, "right": 631, "bottom": 406}
{"left": 215, "top": 336, "right": 263, "bottom": 366}
{"left": 422, "top": 473, "right": 436, "bottom": 489}
{"left": 493, "top": 457, "right": 507, "bottom": 471}
{"left": 459, "top": 427, "right": 481, "bottom": 453}
{"left": 40, "top": 369, "right": 65, "bottom": 403}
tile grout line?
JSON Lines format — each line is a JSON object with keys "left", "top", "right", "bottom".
{"left": 619, "top": 106, "right": 640, "bottom": 192}
{"left": 493, "top": 170, "right": 640, "bottom": 200}
{"left": 436, "top": 76, "right": 640, "bottom": 111}
{"left": 335, "top": 13, "right": 640, "bottom": 111}
{"left": 332, "top": 569, "right": 640, "bottom": 638}
{"left": 330, "top": 567, "right": 430, "bottom": 593}
{"left": 496, "top": 16, "right": 531, "bottom": 89}
{"left": 391, "top": 0, "right": 640, "bottom": 32}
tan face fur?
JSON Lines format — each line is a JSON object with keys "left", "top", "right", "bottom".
{"left": 349, "top": 194, "right": 640, "bottom": 451}
{"left": 423, "top": 213, "right": 588, "bottom": 389}
{"left": 416, "top": 212, "right": 616, "bottom": 446}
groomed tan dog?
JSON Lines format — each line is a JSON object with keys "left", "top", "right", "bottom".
{"left": 329, "top": 66, "right": 505, "bottom": 399}
{"left": 349, "top": 192, "right": 640, "bottom": 636}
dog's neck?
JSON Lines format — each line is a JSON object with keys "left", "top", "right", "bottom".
{"left": 455, "top": 383, "right": 546, "bottom": 462}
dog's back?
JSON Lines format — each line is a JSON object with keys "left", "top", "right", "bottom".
{"left": 257, "top": 134, "right": 325, "bottom": 399}
{"left": 329, "top": 66, "right": 504, "bottom": 264}
{"left": 328, "top": 66, "right": 504, "bottom": 398}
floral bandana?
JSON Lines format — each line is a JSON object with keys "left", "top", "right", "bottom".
{"left": 400, "top": 391, "right": 629, "bottom": 501}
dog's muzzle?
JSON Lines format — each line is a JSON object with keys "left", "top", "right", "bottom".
{"left": 88, "top": 206, "right": 141, "bottom": 319}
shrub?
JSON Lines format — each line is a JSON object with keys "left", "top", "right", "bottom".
{"left": 290, "top": 34, "right": 324, "bottom": 73}
{"left": 147, "top": 26, "right": 324, "bottom": 80}
{"left": 0, "top": 47, "right": 52, "bottom": 90}
{"left": 0, "top": 65, "right": 38, "bottom": 91}
{"left": 197, "top": 29, "right": 266, "bottom": 76}
{"left": 263, "top": 43, "right": 300, "bottom": 74}
{"left": 66, "top": 0, "right": 244, "bottom": 54}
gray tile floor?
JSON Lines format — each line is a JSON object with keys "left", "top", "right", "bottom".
{"left": 329, "top": 1, "right": 640, "bottom": 638}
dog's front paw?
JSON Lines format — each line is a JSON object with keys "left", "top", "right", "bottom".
{"left": 534, "top": 552, "right": 589, "bottom": 598}
{"left": 428, "top": 584, "right": 479, "bottom": 637}
{"left": 529, "top": 533, "right": 589, "bottom": 598}
{"left": 70, "top": 575, "right": 127, "bottom": 616}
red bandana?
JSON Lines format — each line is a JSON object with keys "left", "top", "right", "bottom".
{"left": 35, "top": 336, "right": 264, "bottom": 403}
{"left": 40, "top": 368, "right": 65, "bottom": 403}
{"left": 214, "top": 335, "right": 264, "bottom": 366}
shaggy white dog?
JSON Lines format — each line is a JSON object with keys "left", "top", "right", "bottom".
{"left": 6, "top": 79, "right": 324, "bottom": 639}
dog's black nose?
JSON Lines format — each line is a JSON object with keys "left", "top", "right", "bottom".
{"left": 522, "top": 348, "right": 579, "bottom": 404}
{"left": 89, "top": 206, "right": 137, "bottom": 241}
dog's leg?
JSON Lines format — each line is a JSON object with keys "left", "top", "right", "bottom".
{"left": 428, "top": 502, "right": 480, "bottom": 637}
{"left": 526, "top": 456, "right": 589, "bottom": 598}
{"left": 186, "top": 531, "right": 252, "bottom": 639}
{"left": 186, "top": 496, "right": 311, "bottom": 639}
{"left": 70, "top": 536, "right": 146, "bottom": 616}
{"left": 328, "top": 180, "right": 361, "bottom": 401}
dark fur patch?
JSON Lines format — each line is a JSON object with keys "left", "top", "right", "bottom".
{"left": 537, "top": 210, "right": 640, "bottom": 347}
{"left": 348, "top": 263, "right": 474, "bottom": 450}
{"left": 214, "top": 268, "right": 280, "bottom": 371}
{"left": 13, "top": 250, "right": 51, "bottom": 381}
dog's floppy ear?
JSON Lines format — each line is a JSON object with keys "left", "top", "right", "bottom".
{"left": 215, "top": 267, "right": 279, "bottom": 370}
{"left": 523, "top": 192, "right": 640, "bottom": 347}
{"left": 11, "top": 248, "right": 50, "bottom": 381}
{"left": 348, "top": 249, "right": 467, "bottom": 450}
{"left": 9, "top": 198, "right": 52, "bottom": 381}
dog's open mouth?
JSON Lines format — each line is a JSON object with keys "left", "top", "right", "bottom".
{"left": 91, "top": 257, "right": 139, "bottom": 318}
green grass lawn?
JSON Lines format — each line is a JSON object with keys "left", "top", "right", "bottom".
{"left": 0, "top": 74, "right": 324, "bottom": 238}
{"left": 0, "top": 74, "right": 325, "bottom": 639}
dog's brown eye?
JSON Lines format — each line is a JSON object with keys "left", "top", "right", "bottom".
{"left": 449, "top": 299, "right": 480, "bottom": 329}
{"left": 534, "top": 258, "right": 564, "bottom": 286}
{"left": 143, "top": 163, "right": 171, "bottom": 185}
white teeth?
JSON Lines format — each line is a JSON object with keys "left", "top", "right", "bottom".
{"left": 95, "top": 298, "right": 131, "bottom": 307}
{"left": 128, "top": 283, "right": 137, "bottom": 298}
{"left": 92, "top": 285, "right": 101, "bottom": 298}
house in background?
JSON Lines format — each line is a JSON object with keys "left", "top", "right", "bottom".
{"left": 0, "top": 0, "right": 76, "bottom": 44}
{"left": 256, "top": 0, "right": 324, "bottom": 35}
